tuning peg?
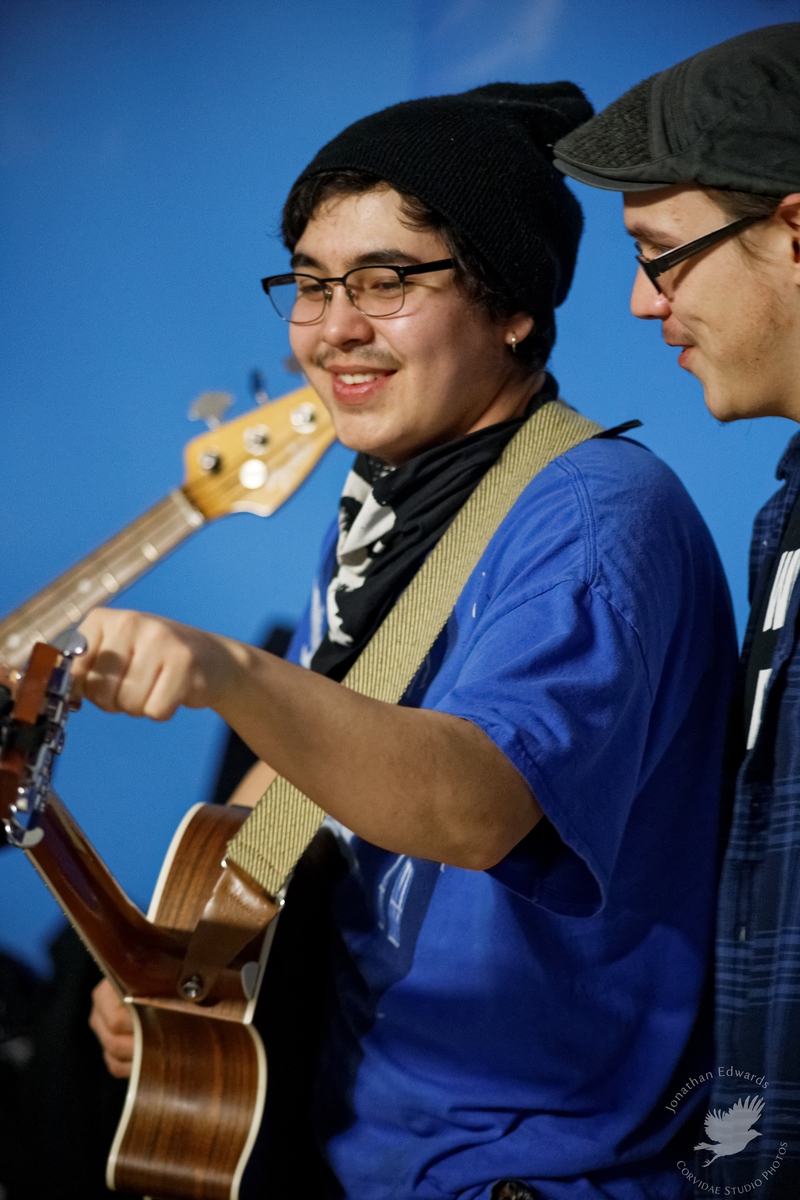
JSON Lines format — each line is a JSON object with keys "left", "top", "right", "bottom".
{"left": 52, "top": 629, "right": 87, "bottom": 658}
{"left": 249, "top": 369, "right": 269, "bottom": 405}
{"left": 188, "top": 391, "right": 234, "bottom": 430}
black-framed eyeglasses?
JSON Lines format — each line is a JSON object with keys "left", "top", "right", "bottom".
{"left": 260, "top": 258, "right": 455, "bottom": 324}
{"left": 635, "top": 213, "right": 769, "bottom": 294}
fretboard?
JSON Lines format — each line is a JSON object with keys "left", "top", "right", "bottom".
{"left": 0, "top": 489, "right": 205, "bottom": 669}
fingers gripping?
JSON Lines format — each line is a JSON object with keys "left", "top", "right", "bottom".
{"left": 73, "top": 609, "right": 228, "bottom": 720}
{"left": 89, "top": 979, "right": 134, "bottom": 1079}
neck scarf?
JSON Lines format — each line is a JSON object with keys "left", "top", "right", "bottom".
{"left": 309, "top": 375, "right": 557, "bottom": 681}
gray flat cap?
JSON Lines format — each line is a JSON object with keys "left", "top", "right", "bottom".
{"left": 553, "top": 23, "right": 800, "bottom": 196}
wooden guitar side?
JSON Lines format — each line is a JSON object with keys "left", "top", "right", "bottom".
{"left": 14, "top": 794, "right": 277, "bottom": 1200}
{"left": 104, "top": 803, "right": 277, "bottom": 1200}
{"left": 108, "top": 1004, "right": 266, "bottom": 1200}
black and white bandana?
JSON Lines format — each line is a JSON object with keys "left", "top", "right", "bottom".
{"left": 309, "top": 376, "right": 557, "bottom": 682}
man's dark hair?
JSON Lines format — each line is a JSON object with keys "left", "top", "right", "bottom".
{"left": 281, "top": 169, "right": 553, "bottom": 370}
{"left": 706, "top": 188, "right": 784, "bottom": 262}
{"left": 707, "top": 188, "right": 783, "bottom": 223}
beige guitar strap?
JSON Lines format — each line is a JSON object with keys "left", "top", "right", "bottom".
{"left": 226, "top": 398, "right": 602, "bottom": 897}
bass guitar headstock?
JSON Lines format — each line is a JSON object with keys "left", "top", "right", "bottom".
{"left": 182, "top": 384, "right": 335, "bottom": 520}
{"left": 0, "top": 633, "right": 85, "bottom": 848}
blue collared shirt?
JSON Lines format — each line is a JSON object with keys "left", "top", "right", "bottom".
{"left": 288, "top": 434, "right": 737, "bottom": 1200}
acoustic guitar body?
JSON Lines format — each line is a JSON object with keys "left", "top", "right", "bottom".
{"left": 0, "top": 378, "right": 337, "bottom": 1198}
{"left": 105, "top": 803, "right": 275, "bottom": 1200}
{"left": 109, "top": 1006, "right": 265, "bottom": 1200}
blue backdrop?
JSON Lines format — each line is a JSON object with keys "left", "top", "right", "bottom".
{"left": 2, "top": 0, "right": 799, "bottom": 970}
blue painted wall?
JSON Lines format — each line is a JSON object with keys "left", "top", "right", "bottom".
{"left": 2, "top": 0, "right": 798, "bottom": 969}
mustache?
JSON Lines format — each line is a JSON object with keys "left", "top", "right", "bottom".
{"left": 313, "top": 349, "right": 402, "bottom": 372}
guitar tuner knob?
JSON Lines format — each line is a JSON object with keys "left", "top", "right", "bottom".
{"left": 199, "top": 451, "right": 222, "bottom": 474}
{"left": 243, "top": 424, "right": 270, "bottom": 455}
{"left": 290, "top": 402, "right": 317, "bottom": 433}
{"left": 52, "top": 629, "right": 88, "bottom": 658}
{"left": 180, "top": 974, "right": 204, "bottom": 1000}
{"left": 188, "top": 391, "right": 233, "bottom": 430}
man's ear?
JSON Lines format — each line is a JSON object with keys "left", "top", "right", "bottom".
{"left": 504, "top": 313, "right": 535, "bottom": 347}
{"left": 777, "top": 194, "right": 800, "bottom": 266}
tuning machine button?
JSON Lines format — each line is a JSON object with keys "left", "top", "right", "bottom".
{"left": 290, "top": 402, "right": 317, "bottom": 433}
{"left": 188, "top": 391, "right": 233, "bottom": 430}
{"left": 199, "top": 451, "right": 222, "bottom": 474}
{"left": 52, "top": 629, "right": 88, "bottom": 658}
{"left": 243, "top": 425, "right": 270, "bottom": 455}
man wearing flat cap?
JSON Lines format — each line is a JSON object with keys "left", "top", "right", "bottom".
{"left": 80, "top": 85, "right": 735, "bottom": 1198}
{"left": 555, "top": 22, "right": 800, "bottom": 1197}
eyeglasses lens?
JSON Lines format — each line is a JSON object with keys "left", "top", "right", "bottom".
{"left": 268, "top": 267, "right": 406, "bottom": 324}
{"left": 267, "top": 278, "right": 324, "bottom": 323}
{"left": 347, "top": 267, "right": 405, "bottom": 316}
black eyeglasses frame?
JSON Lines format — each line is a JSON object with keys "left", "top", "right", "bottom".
{"left": 260, "top": 258, "right": 455, "bottom": 324}
{"left": 636, "top": 213, "right": 769, "bottom": 294}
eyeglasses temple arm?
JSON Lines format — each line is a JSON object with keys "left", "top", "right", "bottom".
{"left": 397, "top": 258, "right": 454, "bottom": 280}
{"left": 644, "top": 214, "right": 765, "bottom": 283}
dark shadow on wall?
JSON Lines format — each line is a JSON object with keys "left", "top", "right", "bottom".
{"left": 0, "top": 928, "right": 130, "bottom": 1200}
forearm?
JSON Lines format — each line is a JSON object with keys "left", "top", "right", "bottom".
{"left": 225, "top": 760, "right": 278, "bottom": 808}
{"left": 216, "top": 640, "right": 541, "bottom": 869}
{"left": 73, "top": 609, "right": 541, "bottom": 868}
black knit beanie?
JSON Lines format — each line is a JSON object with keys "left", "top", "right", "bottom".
{"left": 284, "top": 82, "right": 594, "bottom": 330}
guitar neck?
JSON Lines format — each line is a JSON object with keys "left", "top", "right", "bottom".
{"left": 1, "top": 385, "right": 335, "bottom": 670}
{"left": 0, "top": 489, "right": 205, "bottom": 670}
{"left": 23, "top": 791, "right": 260, "bottom": 1019}
{"left": 27, "top": 791, "right": 188, "bottom": 999}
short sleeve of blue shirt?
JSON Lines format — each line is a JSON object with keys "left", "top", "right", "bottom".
{"left": 286, "top": 435, "right": 738, "bottom": 1200}
{"left": 433, "top": 578, "right": 653, "bottom": 915}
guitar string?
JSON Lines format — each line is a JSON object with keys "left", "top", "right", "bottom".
{"left": 1, "top": 459, "right": 271, "bottom": 645}
{"left": 0, "top": 507, "right": 171, "bottom": 635}
{"left": 7, "top": 498, "right": 190, "bottom": 617}
{"left": 0, "top": 499, "right": 199, "bottom": 647}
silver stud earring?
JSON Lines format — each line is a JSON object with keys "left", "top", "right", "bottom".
{"left": 509, "top": 332, "right": 518, "bottom": 354}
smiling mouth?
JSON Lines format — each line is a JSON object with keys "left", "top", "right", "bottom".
{"left": 328, "top": 368, "right": 396, "bottom": 404}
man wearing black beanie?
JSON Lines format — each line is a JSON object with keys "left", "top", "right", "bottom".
{"left": 555, "top": 22, "right": 800, "bottom": 1198}
{"left": 81, "top": 85, "right": 735, "bottom": 1198}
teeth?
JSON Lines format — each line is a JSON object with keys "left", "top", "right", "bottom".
{"left": 339, "top": 373, "right": 377, "bottom": 384}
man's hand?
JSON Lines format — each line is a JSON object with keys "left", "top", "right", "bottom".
{"left": 73, "top": 608, "right": 245, "bottom": 720}
{"left": 89, "top": 978, "right": 135, "bottom": 1078}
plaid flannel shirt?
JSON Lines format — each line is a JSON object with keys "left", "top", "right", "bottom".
{"left": 708, "top": 431, "right": 800, "bottom": 1195}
